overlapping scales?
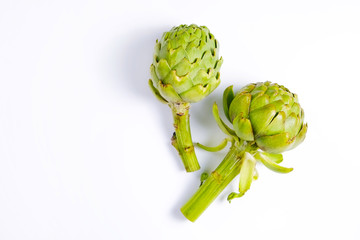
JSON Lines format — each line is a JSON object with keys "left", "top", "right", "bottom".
{"left": 150, "top": 24, "right": 223, "bottom": 103}
{"left": 223, "top": 81, "right": 307, "bottom": 153}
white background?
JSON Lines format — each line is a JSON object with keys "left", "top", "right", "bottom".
{"left": 1, "top": 0, "right": 360, "bottom": 239}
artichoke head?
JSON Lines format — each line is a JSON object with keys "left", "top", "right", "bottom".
{"left": 149, "top": 24, "right": 223, "bottom": 103}
{"left": 223, "top": 81, "right": 307, "bottom": 153}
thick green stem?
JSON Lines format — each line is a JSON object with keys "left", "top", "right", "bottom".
{"left": 170, "top": 103, "right": 200, "bottom": 172}
{"left": 181, "top": 144, "right": 244, "bottom": 221}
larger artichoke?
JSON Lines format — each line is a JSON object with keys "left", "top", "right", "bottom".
{"left": 149, "top": 24, "right": 223, "bottom": 172}
{"left": 181, "top": 81, "right": 307, "bottom": 222}
{"left": 224, "top": 81, "right": 307, "bottom": 153}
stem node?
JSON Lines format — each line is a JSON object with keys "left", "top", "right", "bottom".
{"left": 170, "top": 103, "right": 200, "bottom": 172}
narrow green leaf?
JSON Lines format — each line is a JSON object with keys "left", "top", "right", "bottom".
{"left": 196, "top": 138, "right": 230, "bottom": 152}
{"left": 260, "top": 152, "right": 283, "bottom": 164}
{"left": 223, "top": 85, "right": 235, "bottom": 122}
{"left": 255, "top": 152, "right": 293, "bottom": 173}
{"left": 212, "top": 103, "right": 237, "bottom": 137}
{"left": 239, "top": 152, "right": 257, "bottom": 193}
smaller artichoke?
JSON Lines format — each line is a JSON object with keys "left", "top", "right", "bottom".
{"left": 149, "top": 24, "right": 223, "bottom": 172}
{"left": 181, "top": 81, "right": 307, "bottom": 222}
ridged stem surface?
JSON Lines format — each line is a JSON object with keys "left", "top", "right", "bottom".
{"left": 170, "top": 103, "right": 200, "bottom": 172}
{"left": 181, "top": 144, "right": 244, "bottom": 221}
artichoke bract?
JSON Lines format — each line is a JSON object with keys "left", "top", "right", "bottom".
{"left": 225, "top": 81, "right": 307, "bottom": 153}
{"left": 181, "top": 81, "right": 307, "bottom": 222}
{"left": 149, "top": 24, "right": 223, "bottom": 172}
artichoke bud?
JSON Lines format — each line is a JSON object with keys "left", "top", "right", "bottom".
{"left": 224, "top": 81, "right": 307, "bottom": 153}
{"left": 150, "top": 24, "right": 223, "bottom": 103}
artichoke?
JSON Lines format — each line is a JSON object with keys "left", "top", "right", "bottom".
{"left": 181, "top": 81, "right": 307, "bottom": 222}
{"left": 224, "top": 81, "right": 307, "bottom": 153}
{"left": 149, "top": 24, "right": 223, "bottom": 172}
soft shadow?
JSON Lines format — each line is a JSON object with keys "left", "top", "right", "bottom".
{"left": 169, "top": 78, "right": 249, "bottom": 220}
{"left": 111, "top": 25, "right": 186, "bottom": 171}
{"left": 115, "top": 26, "right": 167, "bottom": 99}
{"left": 170, "top": 150, "right": 229, "bottom": 222}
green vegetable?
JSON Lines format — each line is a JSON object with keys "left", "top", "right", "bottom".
{"left": 149, "top": 24, "right": 223, "bottom": 172}
{"left": 181, "top": 81, "right": 307, "bottom": 221}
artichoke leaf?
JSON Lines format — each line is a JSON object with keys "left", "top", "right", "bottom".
{"left": 239, "top": 152, "right": 257, "bottom": 193}
{"left": 172, "top": 58, "right": 192, "bottom": 77}
{"left": 185, "top": 40, "right": 200, "bottom": 62}
{"left": 208, "top": 76, "right": 220, "bottom": 92}
{"left": 165, "top": 70, "right": 193, "bottom": 94}
{"left": 227, "top": 192, "right": 244, "bottom": 203}
{"left": 239, "top": 83, "right": 256, "bottom": 93}
{"left": 192, "top": 68, "right": 212, "bottom": 85}
{"left": 155, "top": 58, "right": 172, "bottom": 80}
{"left": 233, "top": 116, "right": 254, "bottom": 141}
{"left": 290, "top": 102, "right": 301, "bottom": 116}
{"left": 255, "top": 152, "right": 293, "bottom": 173}
{"left": 259, "top": 111, "right": 286, "bottom": 137}
{"left": 260, "top": 152, "right": 283, "bottom": 164}
{"left": 196, "top": 138, "right": 230, "bottom": 152}
{"left": 288, "top": 123, "right": 308, "bottom": 151}
{"left": 253, "top": 168, "right": 259, "bottom": 180}
{"left": 285, "top": 112, "right": 300, "bottom": 139}
{"left": 223, "top": 85, "right": 235, "bottom": 122}
{"left": 167, "top": 46, "right": 187, "bottom": 67}
{"left": 148, "top": 79, "right": 168, "bottom": 104}
{"left": 251, "top": 84, "right": 268, "bottom": 98}
{"left": 256, "top": 132, "right": 294, "bottom": 153}
{"left": 212, "top": 103, "right": 237, "bottom": 137}
{"left": 179, "top": 84, "right": 211, "bottom": 103}
{"left": 227, "top": 152, "right": 257, "bottom": 203}
{"left": 249, "top": 104, "right": 277, "bottom": 136}
{"left": 150, "top": 64, "right": 160, "bottom": 88}
{"left": 271, "top": 100, "right": 285, "bottom": 112}
{"left": 158, "top": 81, "right": 183, "bottom": 103}
{"left": 250, "top": 94, "right": 270, "bottom": 112}
{"left": 265, "top": 84, "right": 279, "bottom": 96}
{"left": 214, "top": 57, "right": 223, "bottom": 71}
{"left": 228, "top": 93, "right": 251, "bottom": 122}
{"left": 154, "top": 40, "right": 161, "bottom": 56}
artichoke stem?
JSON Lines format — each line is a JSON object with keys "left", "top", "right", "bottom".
{"left": 181, "top": 144, "right": 244, "bottom": 221}
{"left": 170, "top": 102, "right": 200, "bottom": 172}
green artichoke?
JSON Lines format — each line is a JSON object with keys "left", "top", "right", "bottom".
{"left": 181, "top": 81, "right": 307, "bottom": 222}
{"left": 224, "top": 81, "right": 307, "bottom": 153}
{"left": 149, "top": 24, "right": 223, "bottom": 172}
